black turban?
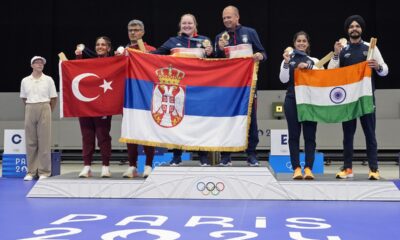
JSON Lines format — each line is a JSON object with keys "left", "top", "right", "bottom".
{"left": 344, "top": 15, "right": 366, "bottom": 32}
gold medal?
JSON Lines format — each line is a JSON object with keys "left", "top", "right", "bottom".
{"left": 202, "top": 39, "right": 211, "bottom": 48}
{"left": 221, "top": 32, "right": 230, "bottom": 41}
{"left": 284, "top": 46, "right": 293, "bottom": 54}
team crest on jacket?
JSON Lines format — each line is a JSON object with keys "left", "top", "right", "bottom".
{"left": 151, "top": 65, "right": 186, "bottom": 128}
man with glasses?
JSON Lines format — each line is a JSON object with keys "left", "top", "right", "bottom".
{"left": 118, "top": 19, "right": 156, "bottom": 178}
{"left": 126, "top": 19, "right": 155, "bottom": 52}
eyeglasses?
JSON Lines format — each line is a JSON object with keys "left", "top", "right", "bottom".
{"left": 128, "top": 29, "right": 143, "bottom": 33}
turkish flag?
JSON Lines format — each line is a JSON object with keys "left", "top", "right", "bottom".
{"left": 60, "top": 56, "right": 127, "bottom": 117}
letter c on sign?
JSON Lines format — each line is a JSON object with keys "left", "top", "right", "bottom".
{"left": 12, "top": 134, "right": 22, "bottom": 144}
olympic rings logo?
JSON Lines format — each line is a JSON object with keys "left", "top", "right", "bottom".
{"left": 196, "top": 181, "right": 225, "bottom": 196}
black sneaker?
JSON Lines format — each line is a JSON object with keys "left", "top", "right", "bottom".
{"left": 247, "top": 155, "right": 259, "bottom": 167}
{"left": 199, "top": 156, "right": 211, "bottom": 166}
{"left": 219, "top": 156, "right": 232, "bottom": 166}
{"left": 170, "top": 156, "right": 182, "bottom": 166}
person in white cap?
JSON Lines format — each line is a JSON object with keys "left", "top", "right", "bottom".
{"left": 20, "top": 56, "right": 58, "bottom": 181}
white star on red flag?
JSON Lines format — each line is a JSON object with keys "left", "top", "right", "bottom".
{"left": 99, "top": 79, "right": 113, "bottom": 93}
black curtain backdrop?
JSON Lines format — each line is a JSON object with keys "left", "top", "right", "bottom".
{"left": 2, "top": 0, "right": 397, "bottom": 92}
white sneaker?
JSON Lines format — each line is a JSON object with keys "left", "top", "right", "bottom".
{"left": 143, "top": 165, "right": 152, "bottom": 178}
{"left": 24, "top": 174, "right": 33, "bottom": 181}
{"left": 122, "top": 166, "right": 137, "bottom": 178}
{"left": 79, "top": 166, "right": 92, "bottom": 178}
{"left": 39, "top": 175, "right": 48, "bottom": 180}
{"left": 101, "top": 166, "right": 111, "bottom": 178}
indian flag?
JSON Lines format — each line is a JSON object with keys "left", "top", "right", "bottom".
{"left": 294, "top": 61, "right": 374, "bottom": 123}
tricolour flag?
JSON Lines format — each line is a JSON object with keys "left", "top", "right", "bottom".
{"left": 295, "top": 61, "right": 374, "bottom": 123}
{"left": 59, "top": 56, "right": 127, "bottom": 117}
{"left": 120, "top": 50, "right": 257, "bottom": 151}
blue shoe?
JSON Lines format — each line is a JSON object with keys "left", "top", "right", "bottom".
{"left": 219, "top": 156, "right": 232, "bottom": 166}
{"left": 247, "top": 155, "right": 259, "bottom": 167}
{"left": 199, "top": 156, "right": 211, "bottom": 166}
{"left": 169, "top": 156, "right": 182, "bottom": 166}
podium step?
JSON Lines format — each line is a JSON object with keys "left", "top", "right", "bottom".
{"left": 27, "top": 166, "right": 400, "bottom": 201}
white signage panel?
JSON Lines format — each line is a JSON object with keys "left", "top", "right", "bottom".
{"left": 270, "top": 129, "right": 289, "bottom": 156}
{"left": 4, "top": 129, "right": 26, "bottom": 154}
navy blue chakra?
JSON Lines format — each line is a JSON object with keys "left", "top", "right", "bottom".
{"left": 329, "top": 87, "right": 346, "bottom": 104}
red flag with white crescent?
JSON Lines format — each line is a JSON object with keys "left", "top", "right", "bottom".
{"left": 59, "top": 56, "right": 127, "bottom": 117}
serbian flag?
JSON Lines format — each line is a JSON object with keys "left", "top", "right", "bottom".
{"left": 295, "top": 61, "right": 374, "bottom": 123}
{"left": 59, "top": 56, "right": 127, "bottom": 117}
{"left": 120, "top": 50, "right": 257, "bottom": 151}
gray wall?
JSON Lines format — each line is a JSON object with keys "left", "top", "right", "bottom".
{"left": 1, "top": 90, "right": 400, "bottom": 150}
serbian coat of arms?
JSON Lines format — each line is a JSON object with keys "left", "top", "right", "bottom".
{"left": 151, "top": 65, "right": 186, "bottom": 128}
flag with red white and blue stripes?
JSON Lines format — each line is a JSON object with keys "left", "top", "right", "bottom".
{"left": 120, "top": 50, "right": 257, "bottom": 151}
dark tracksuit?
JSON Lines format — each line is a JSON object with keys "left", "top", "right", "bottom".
{"left": 151, "top": 33, "right": 212, "bottom": 160}
{"left": 215, "top": 25, "right": 266, "bottom": 159}
{"left": 338, "top": 41, "right": 378, "bottom": 170}
{"left": 283, "top": 50, "right": 317, "bottom": 170}
{"left": 214, "top": 25, "right": 266, "bottom": 60}
{"left": 152, "top": 34, "right": 211, "bottom": 55}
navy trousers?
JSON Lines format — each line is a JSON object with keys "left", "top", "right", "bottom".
{"left": 342, "top": 111, "right": 378, "bottom": 170}
{"left": 284, "top": 96, "right": 317, "bottom": 170}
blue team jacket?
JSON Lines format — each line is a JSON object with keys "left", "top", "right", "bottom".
{"left": 152, "top": 33, "right": 211, "bottom": 55}
{"left": 214, "top": 25, "right": 266, "bottom": 61}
